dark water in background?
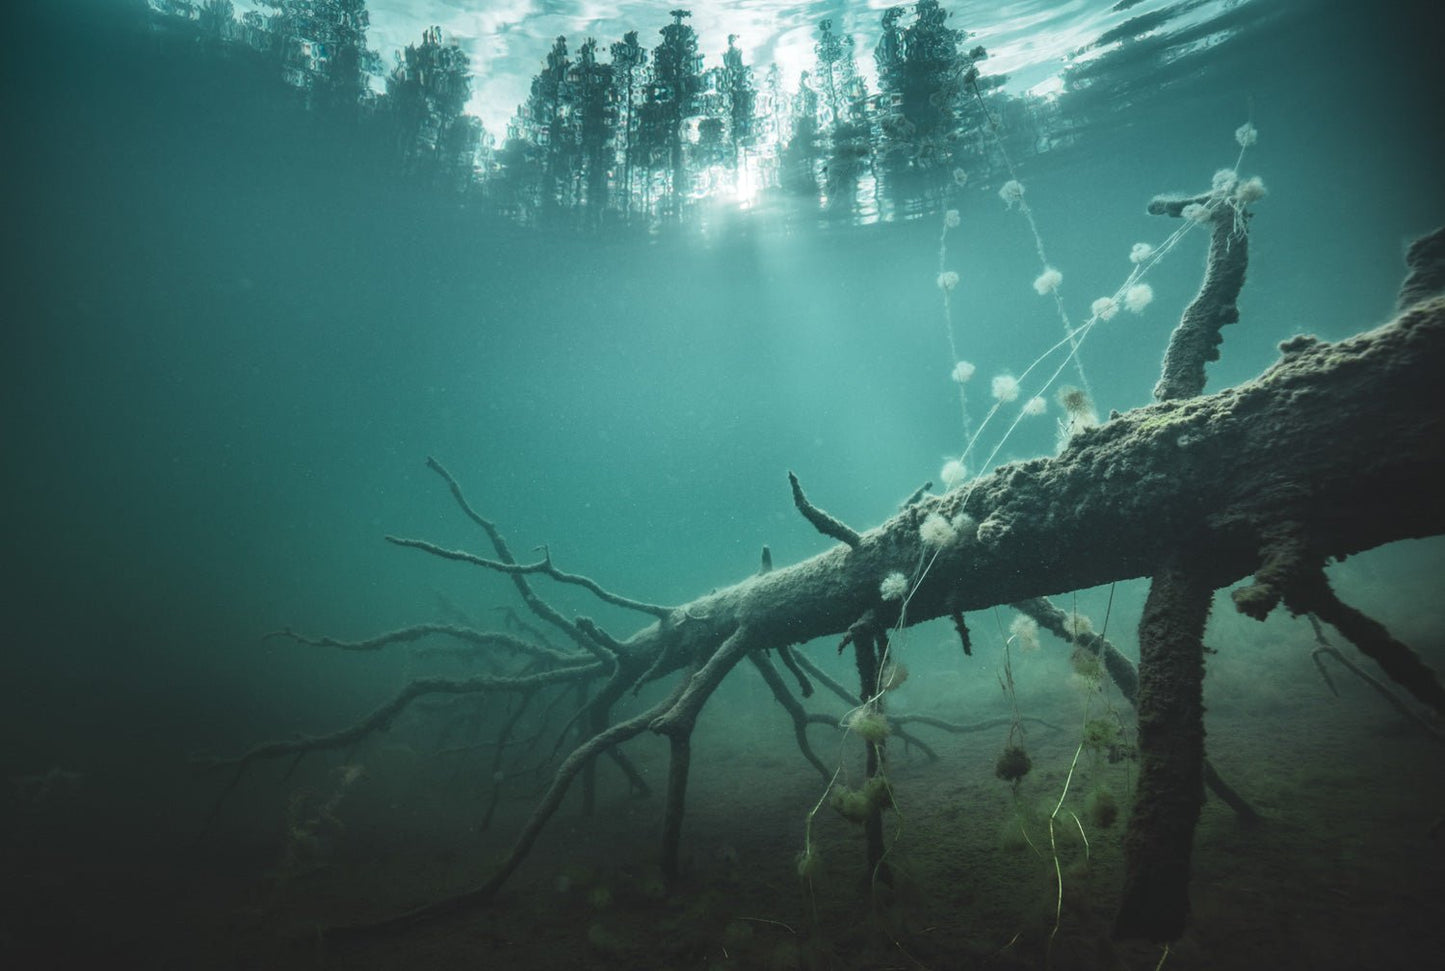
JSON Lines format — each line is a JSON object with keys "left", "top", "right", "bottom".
{"left": 1, "top": 0, "right": 1443, "bottom": 966}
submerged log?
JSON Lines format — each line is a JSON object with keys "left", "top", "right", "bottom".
{"left": 621, "top": 295, "right": 1445, "bottom": 700}
{"left": 298, "top": 228, "right": 1445, "bottom": 939}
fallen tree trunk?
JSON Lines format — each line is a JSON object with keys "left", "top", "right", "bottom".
{"left": 622, "top": 295, "right": 1445, "bottom": 708}
{"left": 220, "top": 206, "right": 1445, "bottom": 947}
{"left": 320, "top": 229, "right": 1445, "bottom": 939}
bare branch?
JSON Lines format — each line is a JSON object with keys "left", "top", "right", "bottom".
{"left": 775, "top": 645, "right": 814, "bottom": 698}
{"left": 265, "top": 623, "right": 584, "bottom": 666}
{"left": 788, "top": 470, "right": 862, "bottom": 548}
{"left": 1151, "top": 186, "right": 1253, "bottom": 401}
{"left": 329, "top": 670, "right": 693, "bottom": 936}
{"left": 750, "top": 652, "right": 830, "bottom": 781}
{"left": 198, "top": 666, "right": 601, "bottom": 770}
{"left": 384, "top": 535, "right": 673, "bottom": 619}
{"left": 420, "top": 457, "right": 637, "bottom": 653}
{"left": 651, "top": 626, "right": 755, "bottom": 737}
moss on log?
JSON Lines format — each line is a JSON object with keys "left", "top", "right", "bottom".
{"left": 626, "top": 296, "right": 1445, "bottom": 690}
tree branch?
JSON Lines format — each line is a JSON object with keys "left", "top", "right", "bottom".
{"left": 788, "top": 470, "right": 862, "bottom": 548}
{"left": 1151, "top": 185, "right": 1253, "bottom": 401}
{"left": 266, "top": 623, "right": 584, "bottom": 666}
{"left": 384, "top": 536, "right": 674, "bottom": 619}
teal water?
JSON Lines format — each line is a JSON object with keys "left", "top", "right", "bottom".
{"left": 2, "top": 1, "right": 1442, "bottom": 968}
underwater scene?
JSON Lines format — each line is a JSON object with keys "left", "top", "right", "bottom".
{"left": 3, "top": 0, "right": 1443, "bottom": 968}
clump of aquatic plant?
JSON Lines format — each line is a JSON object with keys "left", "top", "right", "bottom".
{"left": 1081, "top": 717, "right": 1121, "bottom": 753}
{"left": 844, "top": 706, "right": 891, "bottom": 743}
{"left": 830, "top": 775, "right": 894, "bottom": 824}
{"left": 994, "top": 744, "right": 1033, "bottom": 785}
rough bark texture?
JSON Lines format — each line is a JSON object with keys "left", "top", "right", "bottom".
{"left": 1398, "top": 226, "right": 1445, "bottom": 312}
{"left": 1114, "top": 557, "right": 1213, "bottom": 941}
{"left": 619, "top": 297, "right": 1445, "bottom": 694}
{"left": 1153, "top": 202, "right": 1249, "bottom": 400}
